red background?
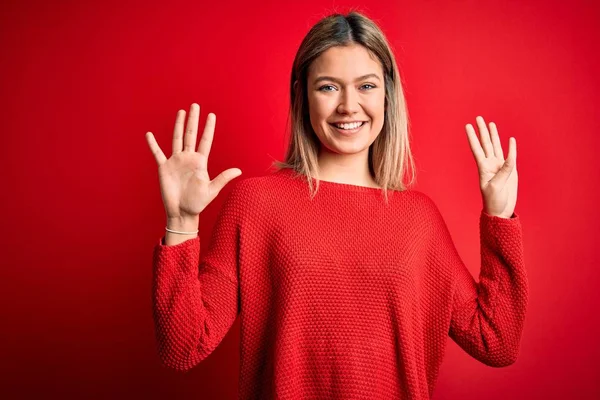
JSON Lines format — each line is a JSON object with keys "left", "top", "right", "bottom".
{"left": 1, "top": 0, "right": 599, "bottom": 398}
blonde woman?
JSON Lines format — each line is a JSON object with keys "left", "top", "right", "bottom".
{"left": 145, "top": 11, "right": 527, "bottom": 399}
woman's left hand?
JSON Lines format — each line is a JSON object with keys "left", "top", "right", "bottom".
{"left": 465, "top": 116, "right": 518, "bottom": 219}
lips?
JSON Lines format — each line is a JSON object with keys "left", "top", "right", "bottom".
{"left": 329, "top": 121, "right": 367, "bottom": 134}
{"left": 328, "top": 121, "right": 366, "bottom": 128}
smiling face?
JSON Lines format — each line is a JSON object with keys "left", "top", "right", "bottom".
{"left": 306, "top": 43, "right": 386, "bottom": 157}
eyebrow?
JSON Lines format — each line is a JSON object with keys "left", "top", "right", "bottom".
{"left": 313, "top": 73, "right": 381, "bottom": 84}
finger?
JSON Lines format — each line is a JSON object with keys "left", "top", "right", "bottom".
{"left": 490, "top": 138, "right": 516, "bottom": 188}
{"left": 198, "top": 112, "right": 216, "bottom": 160}
{"left": 509, "top": 137, "right": 517, "bottom": 167}
{"left": 489, "top": 121, "right": 504, "bottom": 160}
{"left": 172, "top": 109, "right": 185, "bottom": 155}
{"left": 183, "top": 103, "right": 200, "bottom": 152}
{"left": 476, "top": 116, "right": 494, "bottom": 158}
{"left": 465, "top": 123, "right": 485, "bottom": 165}
{"left": 209, "top": 168, "right": 243, "bottom": 198}
{"left": 503, "top": 137, "right": 516, "bottom": 171}
{"left": 146, "top": 132, "right": 167, "bottom": 166}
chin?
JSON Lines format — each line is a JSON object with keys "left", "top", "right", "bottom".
{"left": 321, "top": 139, "right": 370, "bottom": 155}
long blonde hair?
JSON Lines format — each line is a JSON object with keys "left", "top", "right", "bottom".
{"left": 272, "top": 10, "right": 417, "bottom": 202}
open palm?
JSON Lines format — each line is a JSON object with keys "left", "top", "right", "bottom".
{"left": 465, "top": 116, "right": 518, "bottom": 218}
{"left": 145, "top": 103, "right": 242, "bottom": 219}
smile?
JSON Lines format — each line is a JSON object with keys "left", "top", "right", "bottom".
{"left": 329, "top": 121, "right": 366, "bottom": 134}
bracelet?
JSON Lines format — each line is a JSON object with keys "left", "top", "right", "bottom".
{"left": 165, "top": 227, "right": 199, "bottom": 235}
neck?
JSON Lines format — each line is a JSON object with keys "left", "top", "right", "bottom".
{"left": 316, "top": 147, "right": 379, "bottom": 188}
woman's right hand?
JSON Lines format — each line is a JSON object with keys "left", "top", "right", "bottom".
{"left": 145, "top": 103, "right": 242, "bottom": 220}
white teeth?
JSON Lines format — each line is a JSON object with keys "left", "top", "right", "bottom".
{"left": 334, "top": 122, "right": 363, "bottom": 130}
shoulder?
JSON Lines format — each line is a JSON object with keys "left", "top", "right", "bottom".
{"left": 222, "top": 168, "right": 291, "bottom": 210}
{"left": 398, "top": 189, "right": 441, "bottom": 216}
{"left": 228, "top": 169, "right": 286, "bottom": 197}
{"left": 216, "top": 169, "right": 294, "bottom": 230}
{"left": 395, "top": 189, "right": 448, "bottom": 235}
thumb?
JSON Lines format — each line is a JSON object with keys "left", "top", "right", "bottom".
{"left": 210, "top": 168, "right": 243, "bottom": 195}
{"left": 489, "top": 137, "right": 516, "bottom": 188}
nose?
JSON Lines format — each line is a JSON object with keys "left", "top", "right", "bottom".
{"left": 337, "top": 87, "right": 360, "bottom": 115}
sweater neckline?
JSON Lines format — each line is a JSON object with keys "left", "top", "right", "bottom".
{"left": 277, "top": 168, "right": 386, "bottom": 193}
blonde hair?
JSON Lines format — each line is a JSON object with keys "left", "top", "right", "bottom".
{"left": 272, "top": 10, "right": 417, "bottom": 203}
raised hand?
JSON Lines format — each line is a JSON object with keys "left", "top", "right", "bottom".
{"left": 465, "top": 116, "right": 518, "bottom": 219}
{"left": 145, "top": 103, "right": 242, "bottom": 220}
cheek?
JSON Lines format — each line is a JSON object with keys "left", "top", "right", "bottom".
{"left": 367, "top": 96, "right": 386, "bottom": 121}
{"left": 309, "top": 96, "right": 335, "bottom": 125}
{"left": 308, "top": 95, "right": 321, "bottom": 117}
{"left": 307, "top": 97, "right": 327, "bottom": 134}
{"left": 376, "top": 92, "right": 387, "bottom": 113}
{"left": 365, "top": 96, "right": 386, "bottom": 136}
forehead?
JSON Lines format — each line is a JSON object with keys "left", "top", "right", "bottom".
{"left": 308, "top": 44, "right": 382, "bottom": 79}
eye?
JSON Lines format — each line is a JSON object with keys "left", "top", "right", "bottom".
{"left": 318, "top": 83, "right": 376, "bottom": 92}
{"left": 318, "top": 84, "right": 336, "bottom": 92}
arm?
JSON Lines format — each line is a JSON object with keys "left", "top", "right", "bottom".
{"left": 431, "top": 205, "right": 529, "bottom": 367}
{"left": 151, "top": 185, "right": 242, "bottom": 372}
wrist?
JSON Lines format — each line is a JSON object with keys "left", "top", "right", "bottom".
{"left": 166, "top": 215, "right": 199, "bottom": 231}
{"left": 163, "top": 216, "right": 199, "bottom": 245}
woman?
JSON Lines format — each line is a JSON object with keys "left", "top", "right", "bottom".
{"left": 145, "top": 11, "right": 528, "bottom": 399}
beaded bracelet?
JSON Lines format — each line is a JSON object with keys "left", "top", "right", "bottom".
{"left": 165, "top": 227, "right": 199, "bottom": 235}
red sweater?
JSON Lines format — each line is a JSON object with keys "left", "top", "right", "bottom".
{"left": 152, "top": 168, "right": 528, "bottom": 399}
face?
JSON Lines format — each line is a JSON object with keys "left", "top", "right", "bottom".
{"left": 306, "top": 43, "right": 386, "bottom": 157}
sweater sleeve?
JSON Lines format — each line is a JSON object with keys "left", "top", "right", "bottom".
{"left": 151, "top": 185, "right": 243, "bottom": 372}
{"left": 429, "top": 203, "right": 529, "bottom": 368}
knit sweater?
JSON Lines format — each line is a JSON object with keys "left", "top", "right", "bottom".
{"left": 152, "top": 167, "right": 528, "bottom": 399}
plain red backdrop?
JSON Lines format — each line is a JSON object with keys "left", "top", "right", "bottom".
{"left": 1, "top": 0, "right": 599, "bottom": 398}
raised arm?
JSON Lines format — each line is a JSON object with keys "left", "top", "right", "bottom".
{"left": 152, "top": 185, "right": 242, "bottom": 371}
{"left": 429, "top": 205, "right": 529, "bottom": 367}
{"left": 439, "top": 116, "right": 529, "bottom": 366}
{"left": 145, "top": 103, "right": 243, "bottom": 371}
